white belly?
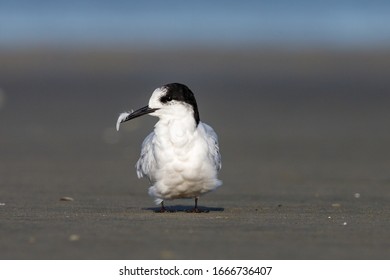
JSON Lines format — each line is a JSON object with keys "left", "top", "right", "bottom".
{"left": 147, "top": 121, "right": 221, "bottom": 203}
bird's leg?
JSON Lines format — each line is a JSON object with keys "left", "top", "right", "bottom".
{"left": 156, "top": 201, "right": 167, "bottom": 213}
{"left": 194, "top": 197, "right": 199, "bottom": 212}
{"left": 155, "top": 201, "right": 177, "bottom": 213}
{"left": 186, "top": 197, "right": 209, "bottom": 213}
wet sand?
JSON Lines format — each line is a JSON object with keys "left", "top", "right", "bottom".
{"left": 0, "top": 49, "right": 390, "bottom": 259}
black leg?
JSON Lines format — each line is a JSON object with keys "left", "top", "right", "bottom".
{"left": 155, "top": 201, "right": 167, "bottom": 213}
{"left": 155, "top": 201, "right": 176, "bottom": 213}
{"left": 186, "top": 197, "right": 209, "bottom": 213}
{"left": 194, "top": 197, "right": 199, "bottom": 212}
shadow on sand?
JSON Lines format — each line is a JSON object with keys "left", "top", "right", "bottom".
{"left": 143, "top": 205, "right": 224, "bottom": 213}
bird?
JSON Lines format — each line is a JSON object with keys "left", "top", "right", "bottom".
{"left": 116, "top": 83, "right": 222, "bottom": 213}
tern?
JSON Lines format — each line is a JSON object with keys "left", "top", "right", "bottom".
{"left": 116, "top": 83, "right": 222, "bottom": 212}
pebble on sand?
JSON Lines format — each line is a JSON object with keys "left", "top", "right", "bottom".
{"left": 354, "top": 193, "right": 361, "bottom": 198}
{"left": 60, "top": 197, "right": 74, "bottom": 202}
{"left": 69, "top": 234, "right": 80, "bottom": 241}
{"left": 160, "top": 250, "right": 175, "bottom": 259}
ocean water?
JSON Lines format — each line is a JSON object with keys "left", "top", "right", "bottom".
{"left": 0, "top": 0, "right": 390, "bottom": 48}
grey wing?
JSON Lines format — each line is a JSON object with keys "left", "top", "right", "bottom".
{"left": 203, "top": 123, "right": 222, "bottom": 171}
{"left": 136, "top": 132, "right": 157, "bottom": 181}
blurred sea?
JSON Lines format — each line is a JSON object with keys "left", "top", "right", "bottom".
{"left": 1, "top": 0, "right": 390, "bottom": 49}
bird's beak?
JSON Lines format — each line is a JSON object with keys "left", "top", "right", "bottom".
{"left": 116, "top": 106, "right": 158, "bottom": 131}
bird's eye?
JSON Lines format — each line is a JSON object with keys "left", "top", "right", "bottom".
{"left": 160, "top": 95, "right": 174, "bottom": 103}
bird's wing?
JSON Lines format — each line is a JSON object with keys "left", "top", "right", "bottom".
{"left": 202, "top": 123, "right": 222, "bottom": 171}
{"left": 136, "top": 132, "right": 157, "bottom": 182}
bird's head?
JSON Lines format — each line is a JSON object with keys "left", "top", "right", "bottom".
{"left": 117, "top": 83, "right": 200, "bottom": 131}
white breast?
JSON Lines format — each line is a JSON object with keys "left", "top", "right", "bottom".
{"left": 143, "top": 117, "right": 222, "bottom": 204}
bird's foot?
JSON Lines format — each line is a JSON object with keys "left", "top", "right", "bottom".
{"left": 155, "top": 202, "right": 167, "bottom": 213}
{"left": 186, "top": 197, "right": 209, "bottom": 213}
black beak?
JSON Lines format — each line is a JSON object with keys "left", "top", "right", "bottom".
{"left": 120, "top": 106, "right": 158, "bottom": 123}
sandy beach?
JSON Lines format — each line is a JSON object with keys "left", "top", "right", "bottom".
{"left": 0, "top": 49, "right": 389, "bottom": 259}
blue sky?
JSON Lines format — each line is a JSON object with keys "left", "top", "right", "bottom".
{"left": 1, "top": 0, "right": 389, "bottom": 49}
